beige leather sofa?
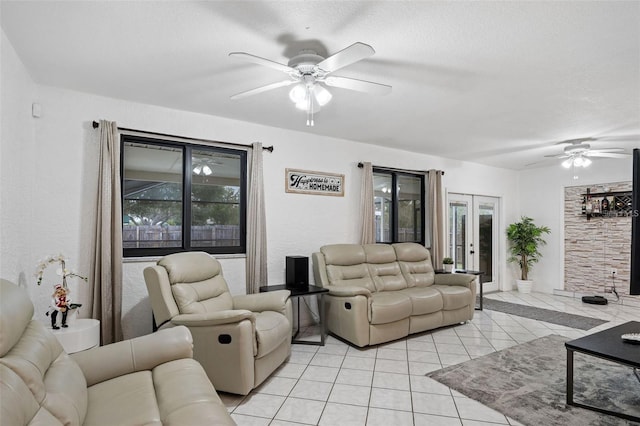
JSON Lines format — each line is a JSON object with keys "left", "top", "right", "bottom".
{"left": 0, "top": 279, "right": 235, "bottom": 426}
{"left": 144, "top": 252, "right": 293, "bottom": 395}
{"left": 312, "top": 243, "right": 477, "bottom": 347}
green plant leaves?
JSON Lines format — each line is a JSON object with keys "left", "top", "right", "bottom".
{"left": 506, "top": 216, "right": 550, "bottom": 280}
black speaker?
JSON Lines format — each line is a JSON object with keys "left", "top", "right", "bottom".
{"left": 286, "top": 256, "right": 308, "bottom": 288}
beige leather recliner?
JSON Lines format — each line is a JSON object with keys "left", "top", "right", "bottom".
{"left": 144, "top": 251, "right": 293, "bottom": 395}
{"left": 0, "top": 279, "right": 235, "bottom": 426}
{"left": 312, "top": 243, "right": 477, "bottom": 347}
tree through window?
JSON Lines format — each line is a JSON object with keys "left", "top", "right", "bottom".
{"left": 122, "top": 135, "right": 246, "bottom": 256}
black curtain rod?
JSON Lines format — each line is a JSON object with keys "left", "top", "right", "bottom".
{"left": 92, "top": 121, "right": 273, "bottom": 152}
{"left": 357, "top": 162, "right": 444, "bottom": 175}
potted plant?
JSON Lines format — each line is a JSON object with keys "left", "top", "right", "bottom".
{"left": 506, "top": 217, "right": 550, "bottom": 293}
{"left": 443, "top": 257, "right": 454, "bottom": 272}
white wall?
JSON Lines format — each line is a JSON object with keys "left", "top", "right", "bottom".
{"left": 518, "top": 159, "right": 633, "bottom": 294}
{"left": 1, "top": 29, "right": 37, "bottom": 297}
{"left": 1, "top": 32, "right": 520, "bottom": 339}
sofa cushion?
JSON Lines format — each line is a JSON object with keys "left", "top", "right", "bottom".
{"left": 153, "top": 359, "right": 233, "bottom": 426}
{"left": 159, "top": 252, "right": 235, "bottom": 314}
{"left": 370, "top": 292, "right": 412, "bottom": 324}
{"left": 394, "top": 243, "right": 435, "bottom": 287}
{"left": 321, "top": 244, "right": 376, "bottom": 292}
{"left": 0, "top": 279, "right": 34, "bottom": 357}
{"left": 171, "top": 277, "right": 233, "bottom": 314}
{"left": 1, "top": 364, "right": 64, "bottom": 426}
{"left": 398, "top": 287, "right": 444, "bottom": 315}
{"left": 84, "top": 371, "right": 161, "bottom": 426}
{"left": 363, "top": 244, "right": 397, "bottom": 263}
{"left": 321, "top": 244, "right": 366, "bottom": 265}
{"left": 158, "top": 251, "right": 221, "bottom": 283}
{"left": 79, "top": 338, "right": 236, "bottom": 426}
{"left": 368, "top": 262, "right": 407, "bottom": 291}
{"left": 326, "top": 263, "right": 376, "bottom": 292}
{"left": 254, "top": 311, "right": 290, "bottom": 358}
{"left": 0, "top": 320, "right": 88, "bottom": 426}
{"left": 365, "top": 244, "right": 407, "bottom": 291}
{"left": 433, "top": 285, "right": 472, "bottom": 310}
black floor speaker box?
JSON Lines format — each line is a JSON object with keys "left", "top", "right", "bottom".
{"left": 286, "top": 256, "right": 308, "bottom": 288}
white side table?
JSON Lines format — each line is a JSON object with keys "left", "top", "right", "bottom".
{"left": 51, "top": 318, "right": 100, "bottom": 354}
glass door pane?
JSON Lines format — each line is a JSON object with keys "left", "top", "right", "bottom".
{"left": 477, "top": 203, "right": 494, "bottom": 283}
{"left": 448, "top": 195, "right": 472, "bottom": 270}
{"left": 397, "top": 175, "right": 422, "bottom": 242}
{"left": 374, "top": 173, "right": 392, "bottom": 242}
{"left": 449, "top": 193, "right": 500, "bottom": 290}
{"left": 191, "top": 149, "right": 242, "bottom": 248}
{"left": 122, "top": 142, "right": 183, "bottom": 249}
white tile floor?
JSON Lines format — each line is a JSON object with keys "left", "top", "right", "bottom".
{"left": 220, "top": 291, "right": 640, "bottom": 426}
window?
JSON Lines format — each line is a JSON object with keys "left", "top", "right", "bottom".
{"left": 122, "top": 135, "right": 246, "bottom": 257}
{"left": 373, "top": 169, "right": 425, "bottom": 244}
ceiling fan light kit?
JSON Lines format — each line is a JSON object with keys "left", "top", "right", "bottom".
{"left": 546, "top": 138, "right": 630, "bottom": 173}
{"left": 229, "top": 42, "right": 391, "bottom": 126}
{"left": 562, "top": 156, "right": 592, "bottom": 169}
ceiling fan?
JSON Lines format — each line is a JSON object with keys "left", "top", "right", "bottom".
{"left": 545, "top": 138, "right": 630, "bottom": 169}
{"left": 229, "top": 42, "right": 392, "bottom": 126}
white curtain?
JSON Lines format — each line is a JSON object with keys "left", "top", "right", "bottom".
{"left": 359, "top": 162, "right": 375, "bottom": 244}
{"left": 246, "top": 142, "right": 267, "bottom": 294}
{"left": 428, "top": 169, "right": 445, "bottom": 268}
{"left": 90, "top": 120, "right": 123, "bottom": 344}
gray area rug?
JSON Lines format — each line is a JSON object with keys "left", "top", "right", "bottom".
{"left": 482, "top": 298, "right": 608, "bottom": 330}
{"left": 427, "top": 335, "right": 640, "bottom": 426}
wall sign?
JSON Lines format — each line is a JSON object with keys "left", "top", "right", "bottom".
{"left": 285, "top": 168, "right": 345, "bottom": 197}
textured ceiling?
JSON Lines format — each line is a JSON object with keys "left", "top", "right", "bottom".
{"left": 2, "top": 1, "right": 639, "bottom": 170}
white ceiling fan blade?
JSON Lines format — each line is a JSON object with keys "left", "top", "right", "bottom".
{"left": 555, "top": 137, "right": 596, "bottom": 145}
{"left": 230, "top": 80, "right": 295, "bottom": 100}
{"left": 585, "top": 152, "right": 630, "bottom": 158}
{"left": 229, "top": 52, "right": 294, "bottom": 73}
{"left": 325, "top": 76, "right": 392, "bottom": 95}
{"left": 588, "top": 148, "right": 625, "bottom": 153}
{"left": 544, "top": 154, "right": 570, "bottom": 158}
{"left": 317, "top": 42, "right": 375, "bottom": 73}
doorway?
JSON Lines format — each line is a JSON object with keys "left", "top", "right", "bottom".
{"left": 447, "top": 194, "right": 500, "bottom": 293}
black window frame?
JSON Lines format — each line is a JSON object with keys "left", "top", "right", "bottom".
{"left": 373, "top": 168, "right": 426, "bottom": 245}
{"left": 121, "top": 134, "right": 247, "bottom": 257}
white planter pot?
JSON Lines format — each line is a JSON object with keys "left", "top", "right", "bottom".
{"left": 443, "top": 264, "right": 453, "bottom": 272}
{"left": 516, "top": 279, "right": 533, "bottom": 293}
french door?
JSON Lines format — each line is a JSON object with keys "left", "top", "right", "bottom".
{"left": 447, "top": 194, "right": 500, "bottom": 292}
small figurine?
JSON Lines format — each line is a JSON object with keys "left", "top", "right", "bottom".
{"left": 50, "top": 284, "right": 70, "bottom": 329}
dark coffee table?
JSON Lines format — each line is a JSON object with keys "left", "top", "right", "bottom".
{"left": 565, "top": 321, "right": 640, "bottom": 422}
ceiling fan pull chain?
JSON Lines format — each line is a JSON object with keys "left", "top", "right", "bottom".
{"left": 306, "top": 87, "right": 314, "bottom": 126}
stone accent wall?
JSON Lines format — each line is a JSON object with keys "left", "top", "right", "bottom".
{"left": 564, "top": 182, "right": 634, "bottom": 297}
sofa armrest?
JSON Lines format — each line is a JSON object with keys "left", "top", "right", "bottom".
{"left": 71, "top": 326, "right": 193, "bottom": 387}
{"left": 434, "top": 273, "right": 477, "bottom": 288}
{"left": 233, "top": 290, "right": 290, "bottom": 313}
{"left": 325, "top": 285, "right": 372, "bottom": 297}
{"left": 171, "top": 310, "right": 255, "bottom": 327}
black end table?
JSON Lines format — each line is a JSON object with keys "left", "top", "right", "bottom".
{"left": 260, "top": 284, "right": 329, "bottom": 346}
{"left": 434, "top": 269, "right": 485, "bottom": 310}
{"left": 565, "top": 321, "right": 640, "bottom": 422}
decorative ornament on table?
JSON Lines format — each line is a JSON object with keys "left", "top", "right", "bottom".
{"left": 35, "top": 254, "right": 87, "bottom": 329}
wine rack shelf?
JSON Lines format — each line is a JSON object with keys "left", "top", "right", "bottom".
{"left": 580, "top": 190, "right": 633, "bottom": 219}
